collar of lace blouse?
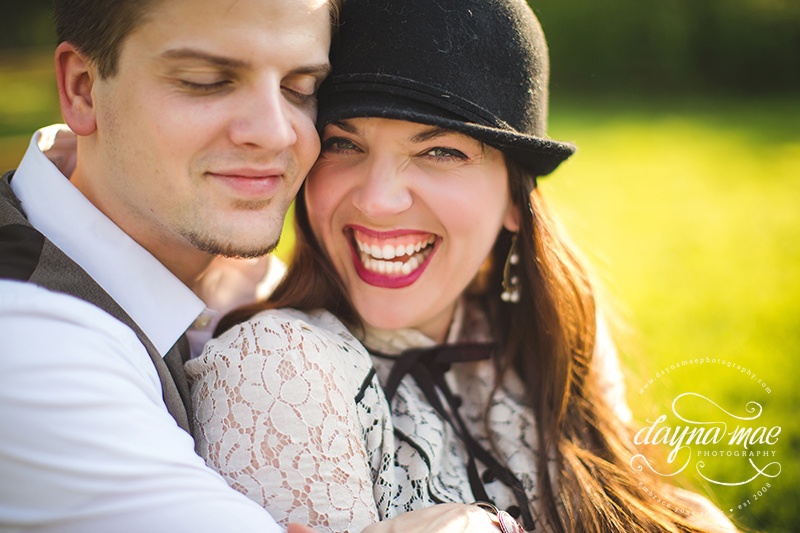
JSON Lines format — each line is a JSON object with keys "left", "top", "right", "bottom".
{"left": 360, "top": 298, "right": 493, "bottom": 356}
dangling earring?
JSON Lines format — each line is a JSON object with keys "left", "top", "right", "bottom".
{"left": 501, "top": 234, "right": 521, "bottom": 303}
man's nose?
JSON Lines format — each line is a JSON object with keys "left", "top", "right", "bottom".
{"left": 228, "top": 81, "right": 297, "bottom": 151}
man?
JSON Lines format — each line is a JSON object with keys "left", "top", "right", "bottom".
{"left": 0, "top": 0, "right": 334, "bottom": 531}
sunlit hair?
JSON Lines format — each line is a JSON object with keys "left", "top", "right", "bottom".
{"left": 491, "top": 163, "right": 725, "bottom": 532}
{"left": 53, "top": 0, "right": 343, "bottom": 79}
{"left": 220, "top": 158, "right": 730, "bottom": 532}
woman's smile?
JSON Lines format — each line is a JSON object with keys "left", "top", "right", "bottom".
{"left": 347, "top": 225, "right": 439, "bottom": 287}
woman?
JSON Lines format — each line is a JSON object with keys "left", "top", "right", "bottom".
{"left": 187, "top": 0, "right": 735, "bottom": 531}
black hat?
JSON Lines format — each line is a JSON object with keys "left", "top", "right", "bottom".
{"left": 317, "top": 0, "right": 575, "bottom": 177}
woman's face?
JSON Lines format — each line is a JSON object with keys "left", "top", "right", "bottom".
{"left": 305, "top": 117, "right": 519, "bottom": 342}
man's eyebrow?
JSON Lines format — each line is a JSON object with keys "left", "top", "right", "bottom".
{"left": 410, "top": 126, "right": 455, "bottom": 143}
{"left": 159, "top": 50, "right": 331, "bottom": 78}
{"left": 292, "top": 63, "right": 332, "bottom": 78}
{"left": 160, "top": 48, "right": 249, "bottom": 69}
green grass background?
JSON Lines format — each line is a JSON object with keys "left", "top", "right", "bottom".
{"left": 1, "top": 54, "right": 797, "bottom": 532}
{"left": 541, "top": 97, "right": 799, "bottom": 532}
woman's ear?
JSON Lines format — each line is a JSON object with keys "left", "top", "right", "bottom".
{"left": 55, "top": 42, "right": 97, "bottom": 136}
{"left": 503, "top": 202, "right": 521, "bottom": 232}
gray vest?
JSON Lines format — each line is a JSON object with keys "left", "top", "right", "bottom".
{"left": 0, "top": 171, "right": 193, "bottom": 435}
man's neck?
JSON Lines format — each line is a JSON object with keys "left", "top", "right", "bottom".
{"left": 70, "top": 169, "right": 214, "bottom": 288}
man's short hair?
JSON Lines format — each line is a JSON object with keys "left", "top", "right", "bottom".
{"left": 53, "top": 0, "right": 160, "bottom": 79}
{"left": 54, "top": 0, "right": 342, "bottom": 80}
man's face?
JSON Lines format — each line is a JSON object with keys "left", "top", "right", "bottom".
{"left": 78, "top": 0, "right": 331, "bottom": 275}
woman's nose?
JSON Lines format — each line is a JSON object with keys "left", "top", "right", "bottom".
{"left": 351, "top": 156, "right": 413, "bottom": 218}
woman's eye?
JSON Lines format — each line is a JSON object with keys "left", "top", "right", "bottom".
{"left": 423, "top": 147, "right": 468, "bottom": 161}
{"left": 321, "top": 137, "right": 360, "bottom": 154}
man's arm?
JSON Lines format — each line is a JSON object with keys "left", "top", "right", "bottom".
{"left": 0, "top": 281, "right": 283, "bottom": 532}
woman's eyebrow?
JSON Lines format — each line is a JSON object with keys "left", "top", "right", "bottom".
{"left": 410, "top": 126, "right": 455, "bottom": 143}
{"left": 330, "top": 120, "right": 361, "bottom": 135}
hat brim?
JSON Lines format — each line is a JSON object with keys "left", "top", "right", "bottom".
{"left": 317, "top": 91, "right": 576, "bottom": 176}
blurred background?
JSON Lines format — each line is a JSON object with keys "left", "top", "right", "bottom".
{"left": 1, "top": 0, "right": 798, "bottom": 531}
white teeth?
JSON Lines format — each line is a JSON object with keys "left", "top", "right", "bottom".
{"left": 400, "top": 255, "right": 421, "bottom": 275}
{"left": 353, "top": 232, "right": 439, "bottom": 278}
{"left": 355, "top": 236, "right": 435, "bottom": 262}
{"left": 358, "top": 242, "right": 433, "bottom": 277}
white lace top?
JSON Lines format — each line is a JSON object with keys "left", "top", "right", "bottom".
{"left": 185, "top": 302, "right": 630, "bottom": 532}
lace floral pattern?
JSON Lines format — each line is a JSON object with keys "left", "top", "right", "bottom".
{"left": 186, "top": 309, "right": 389, "bottom": 531}
{"left": 187, "top": 303, "right": 631, "bottom": 532}
{"left": 364, "top": 301, "right": 545, "bottom": 521}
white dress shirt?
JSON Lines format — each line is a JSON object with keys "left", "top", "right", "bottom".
{"left": 0, "top": 126, "right": 283, "bottom": 532}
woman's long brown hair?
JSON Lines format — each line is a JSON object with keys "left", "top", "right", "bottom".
{"left": 494, "top": 164, "right": 730, "bottom": 532}
{"left": 218, "top": 160, "right": 732, "bottom": 532}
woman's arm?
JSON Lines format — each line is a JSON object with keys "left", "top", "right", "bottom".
{"left": 187, "top": 310, "right": 381, "bottom": 532}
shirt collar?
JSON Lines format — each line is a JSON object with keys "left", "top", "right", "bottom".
{"left": 361, "top": 298, "right": 468, "bottom": 355}
{"left": 11, "top": 125, "right": 205, "bottom": 356}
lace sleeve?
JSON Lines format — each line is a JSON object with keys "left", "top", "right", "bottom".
{"left": 186, "top": 309, "right": 380, "bottom": 532}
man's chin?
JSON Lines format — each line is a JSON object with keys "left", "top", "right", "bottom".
{"left": 189, "top": 234, "right": 279, "bottom": 260}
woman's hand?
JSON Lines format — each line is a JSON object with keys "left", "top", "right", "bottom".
{"left": 360, "top": 503, "right": 500, "bottom": 532}
{"left": 286, "top": 524, "right": 322, "bottom": 533}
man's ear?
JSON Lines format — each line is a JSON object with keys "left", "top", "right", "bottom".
{"left": 503, "top": 202, "right": 521, "bottom": 233}
{"left": 55, "top": 42, "right": 97, "bottom": 136}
